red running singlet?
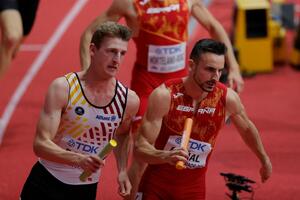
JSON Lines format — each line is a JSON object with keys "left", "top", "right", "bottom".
{"left": 137, "top": 78, "right": 227, "bottom": 200}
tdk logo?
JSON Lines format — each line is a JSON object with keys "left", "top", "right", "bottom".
{"left": 174, "top": 138, "right": 207, "bottom": 152}
{"left": 67, "top": 140, "right": 99, "bottom": 154}
{"left": 96, "top": 114, "right": 117, "bottom": 122}
{"left": 155, "top": 46, "right": 182, "bottom": 55}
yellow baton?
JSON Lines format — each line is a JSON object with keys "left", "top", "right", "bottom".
{"left": 79, "top": 139, "right": 117, "bottom": 182}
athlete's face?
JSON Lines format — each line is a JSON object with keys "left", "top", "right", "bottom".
{"left": 90, "top": 37, "right": 128, "bottom": 78}
{"left": 190, "top": 52, "right": 225, "bottom": 92}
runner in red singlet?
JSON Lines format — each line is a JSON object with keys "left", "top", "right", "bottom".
{"left": 131, "top": 0, "right": 190, "bottom": 122}
{"left": 134, "top": 39, "right": 272, "bottom": 200}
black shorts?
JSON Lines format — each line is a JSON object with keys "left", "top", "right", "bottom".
{"left": 20, "top": 162, "right": 98, "bottom": 200}
{"left": 0, "top": 0, "right": 40, "bottom": 36}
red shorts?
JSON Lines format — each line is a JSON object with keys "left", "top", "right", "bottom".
{"left": 137, "top": 165, "right": 206, "bottom": 200}
{"left": 130, "top": 63, "right": 188, "bottom": 132}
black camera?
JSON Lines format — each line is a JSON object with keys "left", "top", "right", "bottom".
{"left": 220, "top": 172, "right": 255, "bottom": 200}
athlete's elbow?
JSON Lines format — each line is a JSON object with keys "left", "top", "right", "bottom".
{"left": 80, "top": 28, "right": 92, "bottom": 45}
{"left": 33, "top": 135, "right": 48, "bottom": 158}
{"left": 33, "top": 139, "right": 42, "bottom": 157}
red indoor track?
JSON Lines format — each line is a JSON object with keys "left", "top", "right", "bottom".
{"left": 0, "top": 0, "right": 300, "bottom": 200}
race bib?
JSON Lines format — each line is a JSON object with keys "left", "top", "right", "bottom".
{"left": 164, "top": 135, "right": 212, "bottom": 169}
{"left": 147, "top": 43, "right": 186, "bottom": 73}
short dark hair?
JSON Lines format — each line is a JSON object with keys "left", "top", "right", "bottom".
{"left": 190, "top": 39, "right": 227, "bottom": 63}
{"left": 91, "top": 21, "right": 132, "bottom": 49}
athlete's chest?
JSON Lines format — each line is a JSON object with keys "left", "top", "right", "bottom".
{"left": 164, "top": 89, "right": 226, "bottom": 138}
{"left": 134, "top": 0, "right": 189, "bottom": 26}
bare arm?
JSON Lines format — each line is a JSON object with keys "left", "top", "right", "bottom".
{"left": 134, "top": 85, "right": 189, "bottom": 165}
{"left": 226, "top": 88, "right": 272, "bottom": 182}
{"left": 33, "top": 77, "right": 103, "bottom": 173}
{"left": 190, "top": 0, "right": 244, "bottom": 92}
{"left": 114, "top": 89, "right": 140, "bottom": 197}
{"left": 79, "top": 0, "right": 130, "bottom": 70}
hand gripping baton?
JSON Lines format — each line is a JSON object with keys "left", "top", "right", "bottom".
{"left": 79, "top": 139, "right": 117, "bottom": 182}
{"left": 175, "top": 118, "right": 193, "bottom": 170}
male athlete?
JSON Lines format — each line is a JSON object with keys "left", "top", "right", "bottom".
{"left": 134, "top": 39, "right": 272, "bottom": 200}
{"left": 20, "top": 22, "right": 140, "bottom": 200}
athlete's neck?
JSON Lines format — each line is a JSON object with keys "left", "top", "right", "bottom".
{"left": 79, "top": 71, "right": 116, "bottom": 92}
{"left": 183, "top": 76, "right": 208, "bottom": 102}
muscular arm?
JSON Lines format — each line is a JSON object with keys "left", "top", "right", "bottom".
{"left": 134, "top": 85, "right": 188, "bottom": 165}
{"left": 226, "top": 88, "right": 272, "bottom": 182}
{"left": 33, "top": 77, "right": 103, "bottom": 173}
{"left": 79, "top": 0, "right": 131, "bottom": 70}
{"left": 114, "top": 89, "right": 140, "bottom": 197}
{"left": 190, "top": 0, "right": 244, "bottom": 92}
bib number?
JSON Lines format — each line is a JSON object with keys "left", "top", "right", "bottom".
{"left": 147, "top": 43, "right": 186, "bottom": 73}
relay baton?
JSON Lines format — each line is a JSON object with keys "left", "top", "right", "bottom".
{"left": 79, "top": 139, "right": 117, "bottom": 182}
{"left": 175, "top": 118, "right": 193, "bottom": 170}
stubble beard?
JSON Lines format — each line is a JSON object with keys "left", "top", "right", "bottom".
{"left": 193, "top": 73, "right": 214, "bottom": 93}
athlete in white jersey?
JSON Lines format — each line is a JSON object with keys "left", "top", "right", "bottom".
{"left": 20, "top": 22, "right": 140, "bottom": 200}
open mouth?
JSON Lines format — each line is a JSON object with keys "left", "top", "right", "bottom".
{"left": 206, "top": 81, "right": 216, "bottom": 87}
{"left": 108, "top": 65, "right": 118, "bottom": 70}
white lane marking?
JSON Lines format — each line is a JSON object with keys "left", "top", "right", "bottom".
{"left": 0, "top": 0, "right": 88, "bottom": 143}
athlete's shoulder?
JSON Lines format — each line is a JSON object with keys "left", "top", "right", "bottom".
{"left": 50, "top": 75, "right": 69, "bottom": 92}
{"left": 214, "top": 82, "right": 227, "bottom": 102}
{"left": 151, "top": 84, "right": 171, "bottom": 105}
{"left": 225, "top": 87, "right": 244, "bottom": 116}
{"left": 123, "top": 88, "right": 140, "bottom": 118}
{"left": 216, "top": 81, "right": 227, "bottom": 90}
{"left": 146, "top": 84, "right": 171, "bottom": 118}
{"left": 44, "top": 75, "right": 70, "bottom": 109}
{"left": 127, "top": 89, "right": 140, "bottom": 104}
{"left": 226, "top": 87, "right": 239, "bottom": 102}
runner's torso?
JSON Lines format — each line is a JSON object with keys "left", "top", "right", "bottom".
{"left": 40, "top": 72, "right": 128, "bottom": 185}
{"left": 133, "top": 0, "right": 190, "bottom": 73}
{"left": 145, "top": 78, "right": 227, "bottom": 184}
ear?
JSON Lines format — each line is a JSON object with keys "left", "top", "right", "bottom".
{"left": 188, "top": 59, "right": 195, "bottom": 72}
{"left": 89, "top": 43, "right": 97, "bottom": 56}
